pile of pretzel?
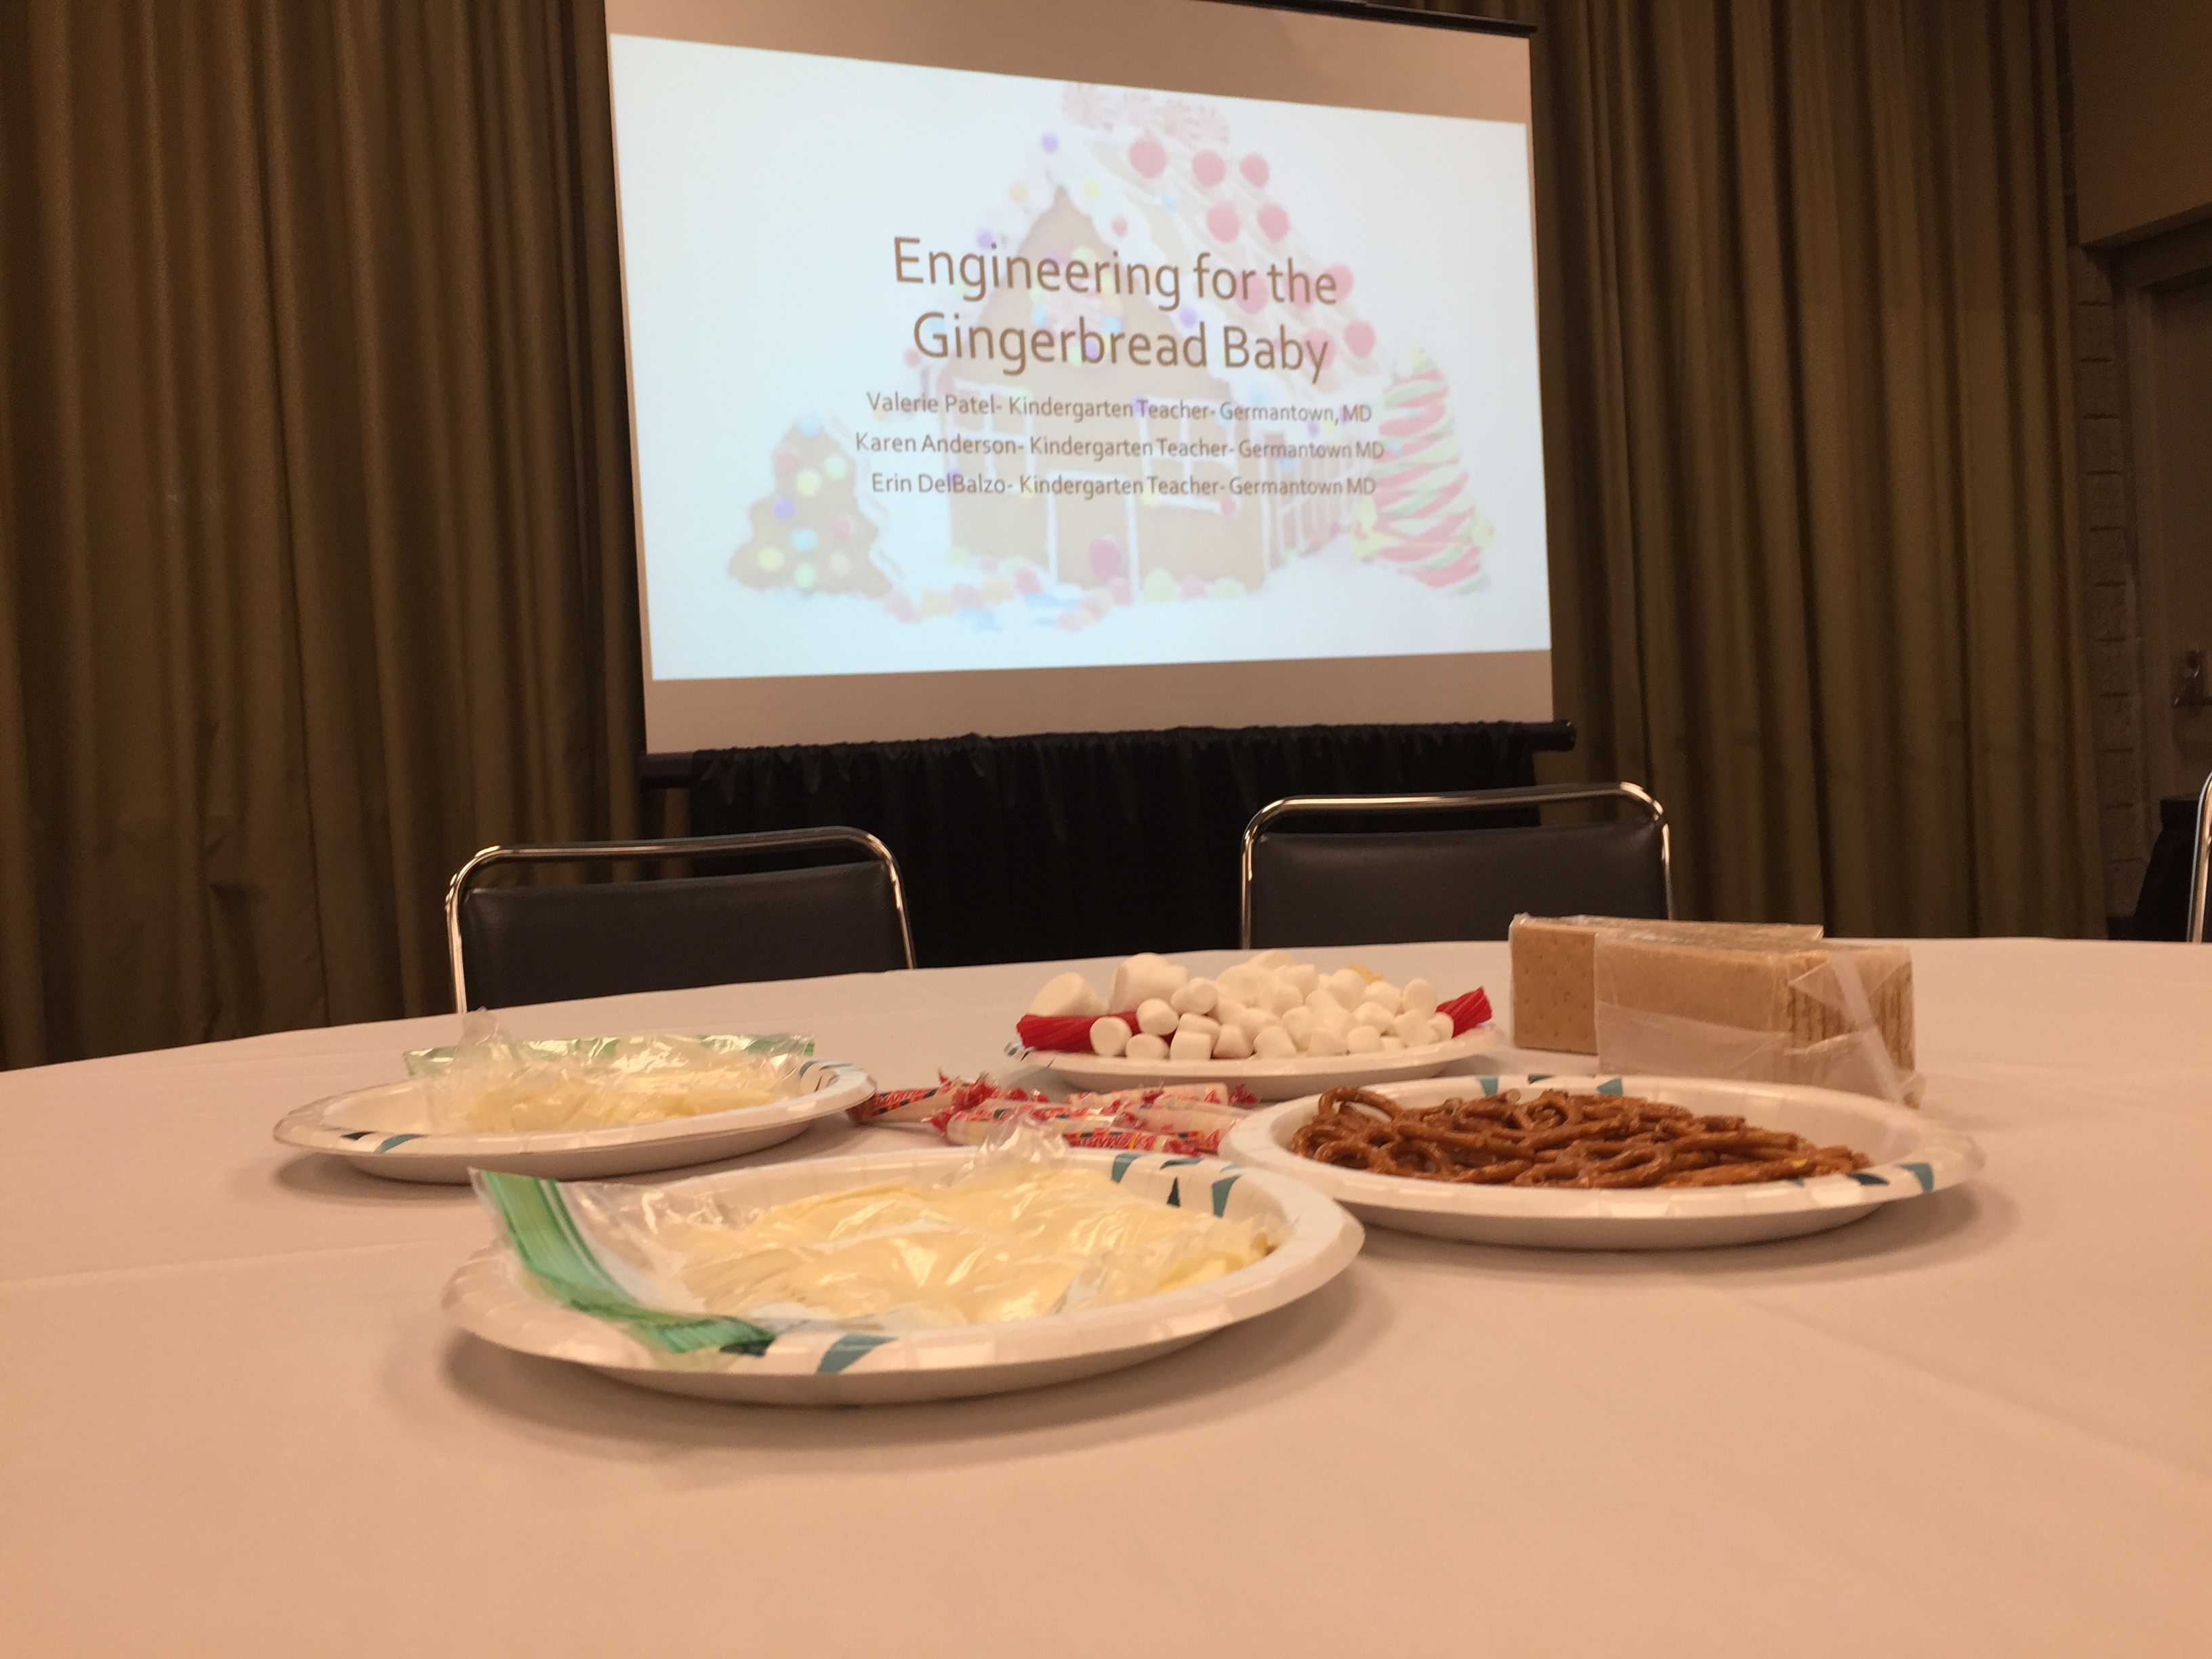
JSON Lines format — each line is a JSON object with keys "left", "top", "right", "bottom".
{"left": 1290, "top": 1086, "right": 1868, "bottom": 1189}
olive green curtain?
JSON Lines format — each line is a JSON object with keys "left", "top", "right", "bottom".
{"left": 0, "top": 1, "right": 2104, "bottom": 1067}
{"left": 0, "top": 1, "right": 642, "bottom": 1066}
{"left": 1471, "top": 0, "right": 2103, "bottom": 937}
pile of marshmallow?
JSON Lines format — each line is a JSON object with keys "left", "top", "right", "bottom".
{"left": 1026, "top": 950, "right": 1460, "bottom": 1063}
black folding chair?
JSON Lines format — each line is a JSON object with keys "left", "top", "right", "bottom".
{"left": 1240, "top": 782, "right": 1672, "bottom": 949}
{"left": 444, "top": 829, "right": 915, "bottom": 1010}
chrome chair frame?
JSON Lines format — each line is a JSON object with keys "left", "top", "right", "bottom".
{"left": 2188, "top": 771, "right": 2210, "bottom": 945}
{"left": 444, "top": 827, "right": 916, "bottom": 1012}
{"left": 1238, "top": 781, "right": 1673, "bottom": 949}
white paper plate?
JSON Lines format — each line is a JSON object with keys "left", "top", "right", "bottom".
{"left": 1225, "top": 1072, "right": 1983, "bottom": 1249}
{"left": 273, "top": 1044, "right": 875, "bottom": 1184}
{"left": 441, "top": 1147, "right": 1364, "bottom": 1404}
{"left": 1008, "top": 1025, "right": 1500, "bottom": 1101}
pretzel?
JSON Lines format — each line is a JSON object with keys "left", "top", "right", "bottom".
{"left": 1289, "top": 1086, "right": 1868, "bottom": 1189}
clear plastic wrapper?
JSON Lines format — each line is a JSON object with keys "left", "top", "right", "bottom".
{"left": 1592, "top": 933, "right": 1920, "bottom": 1105}
{"left": 1510, "top": 915, "right": 1826, "bottom": 1053}
{"left": 416, "top": 1013, "right": 815, "bottom": 1134}
{"left": 470, "top": 1125, "right": 1279, "bottom": 1355}
{"left": 851, "top": 1074, "right": 1256, "bottom": 1153}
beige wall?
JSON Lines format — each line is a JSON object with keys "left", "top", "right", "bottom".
{"left": 2071, "top": 0, "right": 2212, "bottom": 245}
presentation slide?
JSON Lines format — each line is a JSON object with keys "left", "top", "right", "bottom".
{"left": 607, "top": 0, "right": 1549, "bottom": 749}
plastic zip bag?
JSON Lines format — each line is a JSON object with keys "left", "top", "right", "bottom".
{"left": 417, "top": 1012, "right": 816, "bottom": 1133}
{"left": 471, "top": 1122, "right": 1279, "bottom": 1358}
{"left": 1592, "top": 934, "right": 1921, "bottom": 1105}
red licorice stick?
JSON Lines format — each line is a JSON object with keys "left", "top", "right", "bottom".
{"left": 1015, "top": 1010, "right": 1139, "bottom": 1052}
{"left": 1438, "top": 987, "right": 1494, "bottom": 1034}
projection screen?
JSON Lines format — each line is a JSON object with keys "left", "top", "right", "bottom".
{"left": 605, "top": 0, "right": 1549, "bottom": 751}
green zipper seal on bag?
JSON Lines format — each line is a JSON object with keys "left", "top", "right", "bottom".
{"left": 476, "top": 1171, "right": 780, "bottom": 1356}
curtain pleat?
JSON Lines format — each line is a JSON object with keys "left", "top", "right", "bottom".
{"left": 0, "top": 1, "right": 640, "bottom": 1065}
{"left": 1496, "top": 0, "right": 2101, "bottom": 935}
{"left": 0, "top": 0, "right": 2104, "bottom": 1067}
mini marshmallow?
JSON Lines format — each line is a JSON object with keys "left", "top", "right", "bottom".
{"left": 1212, "top": 1023, "right": 1254, "bottom": 1061}
{"left": 1265, "top": 979, "right": 1304, "bottom": 1015}
{"left": 1176, "top": 1011, "right": 1221, "bottom": 1039}
{"left": 1170, "top": 978, "right": 1218, "bottom": 1015}
{"left": 1168, "top": 1027, "right": 1214, "bottom": 1062}
{"left": 1392, "top": 1010, "right": 1435, "bottom": 1046}
{"left": 1428, "top": 1012, "right": 1457, "bottom": 1044}
{"left": 1315, "top": 1000, "right": 1352, "bottom": 1038}
{"left": 1216, "top": 966, "right": 1268, "bottom": 1004}
{"left": 1379, "top": 1035, "right": 1406, "bottom": 1051}
{"left": 1282, "top": 963, "right": 1319, "bottom": 996}
{"left": 1305, "top": 987, "right": 1343, "bottom": 1015}
{"left": 1109, "top": 953, "right": 1188, "bottom": 1012}
{"left": 1324, "top": 967, "right": 1368, "bottom": 1006}
{"left": 1304, "top": 1027, "right": 1349, "bottom": 1057}
{"left": 1364, "top": 980, "right": 1403, "bottom": 1013}
{"left": 1089, "top": 1015, "right": 1132, "bottom": 1057}
{"left": 1252, "top": 1025, "right": 1298, "bottom": 1059}
{"left": 1214, "top": 996, "right": 1249, "bottom": 1027}
{"left": 1246, "top": 949, "right": 1292, "bottom": 970}
{"left": 1125, "top": 1033, "right": 1171, "bottom": 1061}
{"left": 1345, "top": 1024, "right": 1382, "bottom": 1053}
{"left": 1136, "top": 998, "right": 1179, "bottom": 1037}
{"left": 1230, "top": 1005, "right": 1274, "bottom": 1038}
{"left": 1400, "top": 977, "right": 1439, "bottom": 1017}
{"left": 1279, "top": 1006, "right": 1318, "bottom": 1046}
{"left": 1353, "top": 1000, "right": 1397, "bottom": 1031}
{"left": 1027, "top": 971, "right": 1106, "bottom": 1019}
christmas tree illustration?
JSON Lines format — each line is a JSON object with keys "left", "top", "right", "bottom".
{"left": 729, "top": 417, "right": 890, "bottom": 598}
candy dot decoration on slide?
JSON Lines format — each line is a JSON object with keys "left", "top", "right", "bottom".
{"left": 1191, "top": 148, "right": 1227, "bottom": 187}
{"left": 1345, "top": 320, "right": 1376, "bottom": 359}
{"left": 1128, "top": 134, "right": 1166, "bottom": 177}
{"left": 1256, "top": 202, "right": 1290, "bottom": 242}
{"left": 1240, "top": 152, "right": 1270, "bottom": 186}
{"left": 1207, "top": 203, "right": 1240, "bottom": 241}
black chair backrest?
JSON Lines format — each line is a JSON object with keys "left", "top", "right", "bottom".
{"left": 447, "top": 832, "right": 914, "bottom": 1009}
{"left": 1244, "top": 784, "right": 1670, "bottom": 949}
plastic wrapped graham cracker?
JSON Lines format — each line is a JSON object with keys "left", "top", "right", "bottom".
{"left": 1509, "top": 916, "right": 1825, "bottom": 1054}
{"left": 1592, "top": 937, "right": 1918, "bottom": 1104}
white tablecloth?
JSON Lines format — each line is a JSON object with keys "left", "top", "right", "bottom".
{"left": 3, "top": 939, "right": 2207, "bottom": 1656}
